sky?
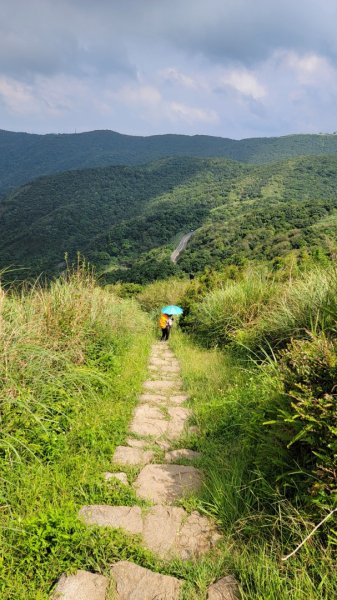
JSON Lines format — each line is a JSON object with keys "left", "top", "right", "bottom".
{"left": 1, "top": 0, "right": 337, "bottom": 139}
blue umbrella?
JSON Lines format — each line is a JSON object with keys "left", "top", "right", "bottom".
{"left": 161, "top": 305, "right": 183, "bottom": 315}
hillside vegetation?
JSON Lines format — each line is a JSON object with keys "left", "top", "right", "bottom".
{"left": 0, "top": 266, "right": 155, "bottom": 598}
{"left": 1, "top": 259, "right": 336, "bottom": 597}
{"left": 2, "top": 128, "right": 337, "bottom": 195}
{"left": 1, "top": 155, "right": 337, "bottom": 282}
{"left": 167, "top": 263, "right": 337, "bottom": 522}
{"left": 128, "top": 263, "right": 337, "bottom": 597}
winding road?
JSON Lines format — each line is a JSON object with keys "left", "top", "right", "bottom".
{"left": 170, "top": 231, "right": 194, "bottom": 264}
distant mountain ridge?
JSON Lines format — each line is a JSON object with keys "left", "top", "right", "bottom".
{"left": 1, "top": 154, "right": 337, "bottom": 282}
{"left": 2, "top": 128, "right": 337, "bottom": 196}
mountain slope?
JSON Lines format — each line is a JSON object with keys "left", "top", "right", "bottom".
{"left": 1, "top": 155, "right": 337, "bottom": 281}
{"left": 0, "top": 157, "right": 214, "bottom": 276}
{"left": 2, "top": 128, "right": 337, "bottom": 196}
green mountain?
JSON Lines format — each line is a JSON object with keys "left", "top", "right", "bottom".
{"left": 1, "top": 154, "right": 337, "bottom": 282}
{"left": 2, "top": 128, "right": 337, "bottom": 196}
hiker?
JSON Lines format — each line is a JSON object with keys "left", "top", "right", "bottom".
{"left": 159, "top": 313, "right": 173, "bottom": 341}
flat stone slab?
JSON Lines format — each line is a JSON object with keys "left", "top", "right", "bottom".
{"left": 150, "top": 372, "right": 181, "bottom": 381}
{"left": 134, "top": 464, "right": 203, "bottom": 503}
{"left": 111, "top": 561, "right": 182, "bottom": 599}
{"left": 126, "top": 438, "right": 147, "bottom": 448}
{"left": 113, "top": 446, "right": 154, "bottom": 466}
{"left": 150, "top": 352, "right": 176, "bottom": 359}
{"left": 169, "top": 394, "right": 189, "bottom": 404}
{"left": 79, "top": 505, "right": 143, "bottom": 534}
{"left": 166, "top": 407, "right": 192, "bottom": 439}
{"left": 207, "top": 576, "right": 241, "bottom": 599}
{"left": 52, "top": 570, "right": 108, "bottom": 600}
{"left": 149, "top": 358, "right": 179, "bottom": 368}
{"left": 144, "top": 380, "right": 178, "bottom": 392}
{"left": 165, "top": 449, "right": 202, "bottom": 462}
{"left": 104, "top": 472, "right": 128, "bottom": 485}
{"left": 139, "top": 393, "right": 167, "bottom": 404}
{"left": 150, "top": 364, "right": 180, "bottom": 373}
{"left": 130, "top": 404, "right": 168, "bottom": 437}
{"left": 143, "top": 505, "right": 221, "bottom": 559}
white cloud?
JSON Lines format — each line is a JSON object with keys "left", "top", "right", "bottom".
{"left": 168, "top": 101, "right": 218, "bottom": 124}
{"left": 282, "top": 51, "right": 337, "bottom": 85}
{"left": 0, "top": 77, "right": 37, "bottom": 115}
{"left": 220, "top": 69, "right": 267, "bottom": 100}
{"left": 112, "top": 84, "right": 162, "bottom": 107}
{"left": 160, "top": 67, "right": 200, "bottom": 89}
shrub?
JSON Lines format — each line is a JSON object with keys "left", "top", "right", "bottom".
{"left": 275, "top": 334, "right": 337, "bottom": 510}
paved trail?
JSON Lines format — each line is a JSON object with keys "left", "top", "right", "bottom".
{"left": 52, "top": 342, "right": 240, "bottom": 599}
{"left": 170, "top": 232, "right": 194, "bottom": 264}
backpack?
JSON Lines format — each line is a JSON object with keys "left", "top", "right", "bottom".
{"left": 159, "top": 313, "right": 168, "bottom": 328}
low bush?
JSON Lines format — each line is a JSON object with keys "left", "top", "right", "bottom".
{"left": 269, "top": 333, "right": 337, "bottom": 511}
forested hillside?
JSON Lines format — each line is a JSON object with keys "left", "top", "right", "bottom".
{"left": 1, "top": 154, "right": 337, "bottom": 282}
{"left": 2, "top": 128, "right": 337, "bottom": 196}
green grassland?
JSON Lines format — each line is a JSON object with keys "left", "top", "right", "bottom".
{"left": 0, "top": 267, "right": 155, "bottom": 598}
{"left": 1, "top": 263, "right": 337, "bottom": 598}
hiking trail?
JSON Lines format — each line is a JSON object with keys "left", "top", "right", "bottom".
{"left": 52, "top": 342, "right": 240, "bottom": 599}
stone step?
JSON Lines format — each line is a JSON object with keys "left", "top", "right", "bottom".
{"left": 149, "top": 372, "right": 181, "bottom": 381}
{"left": 130, "top": 404, "right": 168, "bottom": 437}
{"left": 143, "top": 505, "right": 220, "bottom": 559}
{"left": 139, "top": 393, "right": 187, "bottom": 406}
{"left": 150, "top": 352, "right": 179, "bottom": 359}
{"left": 79, "top": 505, "right": 143, "bottom": 533}
{"left": 166, "top": 406, "right": 192, "bottom": 439}
{"left": 52, "top": 570, "right": 108, "bottom": 600}
{"left": 149, "top": 364, "right": 181, "bottom": 373}
{"left": 79, "top": 504, "right": 221, "bottom": 560}
{"left": 126, "top": 437, "right": 147, "bottom": 448}
{"left": 111, "top": 561, "right": 182, "bottom": 599}
{"left": 130, "top": 404, "right": 191, "bottom": 440}
{"left": 143, "top": 379, "right": 182, "bottom": 392}
{"left": 112, "top": 445, "right": 154, "bottom": 466}
{"left": 149, "top": 358, "right": 180, "bottom": 367}
{"left": 169, "top": 394, "right": 189, "bottom": 403}
{"left": 207, "top": 575, "right": 241, "bottom": 599}
{"left": 134, "top": 463, "right": 202, "bottom": 503}
{"left": 165, "top": 449, "right": 202, "bottom": 462}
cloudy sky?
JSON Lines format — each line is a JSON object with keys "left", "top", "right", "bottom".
{"left": 1, "top": 0, "right": 337, "bottom": 138}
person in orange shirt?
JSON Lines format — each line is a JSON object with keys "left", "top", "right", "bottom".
{"left": 159, "top": 313, "right": 173, "bottom": 341}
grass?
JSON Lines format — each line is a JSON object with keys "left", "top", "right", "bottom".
{"left": 2, "top": 266, "right": 336, "bottom": 598}
{"left": 170, "top": 330, "right": 337, "bottom": 599}
{"left": 239, "top": 266, "right": 337, "bottom": 352}
{"left": 136, "top": 276, "right": 190, "bottom": 313}
{"left": 0, "top": 269, "right": 157, "bottom": 599}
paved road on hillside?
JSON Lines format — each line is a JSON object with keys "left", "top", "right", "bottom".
{"left": 170, "top": 232, "right": 194, "bottom": 264}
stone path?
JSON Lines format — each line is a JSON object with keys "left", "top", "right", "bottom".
{"left": 52, "top": 342, "right": 240, "bottom": 599}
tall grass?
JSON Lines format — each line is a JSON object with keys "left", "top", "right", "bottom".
{"left": 183, "top": 265, "right": 337, "bottom": 354}
{"left": 0, "top": 269, "right": 155, "bottom": 598}
{"left": 240, "top": 266, "right": 337, "bottom": 351}
{"left": 136, "top": 276, "right": 190, "bottom": 313}
{"left": 171, "top": 331, "right": 337, "bottom": 599}
{"left": 185, "top": 270, "right": 276, "bottom": 347}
